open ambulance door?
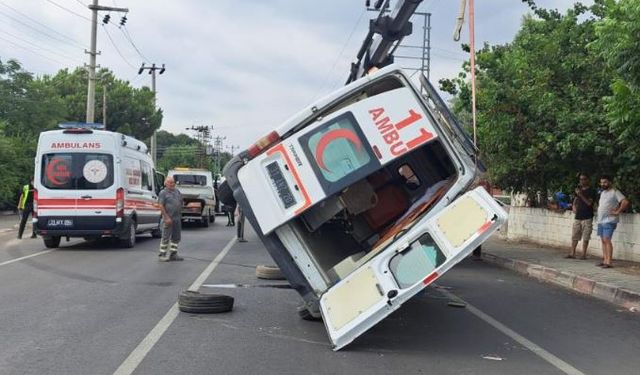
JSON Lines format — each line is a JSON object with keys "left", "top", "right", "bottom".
{"left": 319, "top": 187, "right": 508, "bottom": 350}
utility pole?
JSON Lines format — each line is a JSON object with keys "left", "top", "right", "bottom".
{"left": 212, "top": 136, "right": 226, "bottom": 174}
{"left": 187, "top": 125, "right": 214, "bottom": 169}
{"left": 102, "top": 85, "right": 107, "bottom": 128}
{"left": 139, "top": 63, "right": 166, "bottom": 164}
{"left": 85, "top": 0, "right": 128, "bottom": 124}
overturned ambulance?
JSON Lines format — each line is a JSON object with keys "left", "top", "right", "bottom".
{"left": 220, "top": 64, "right": 507, "bottom": 350}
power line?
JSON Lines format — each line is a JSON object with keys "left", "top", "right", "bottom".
{"left": 0, "top": 29, "right": 81, "bottom": 63}
{"left": 101, "top": 24, "right": 135, "bottom": 69}
{"left": 0, "top": 7, "right": 87, "bottom": 49}
{"left": 0, "top": 34, "right": 69, "bottom": 65}
{"left": 119, "top": 25, "right": 148, "bottom": 62}
{"left": 74, "top": 0, "right": 87, "bottom": 7}
{"left": 0, "top": 1, "right": 87, "bottom": 48}
{"left": 45, "top": 0, "right": 92, "bottom": 22}
{"left": 312, "top": 8, "right": 366, "bottom": 100}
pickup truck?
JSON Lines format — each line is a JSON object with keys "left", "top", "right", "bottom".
{"left": 168, "top": 168, "right": 216, "bottom": 227}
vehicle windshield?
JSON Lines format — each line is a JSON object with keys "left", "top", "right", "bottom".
{"left": 41, "top": 153, "right": 114, "bottom": 190}
{"left": 174, "top": 174, "right": 207, "bottom": 186}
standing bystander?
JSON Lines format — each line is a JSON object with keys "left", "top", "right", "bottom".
{"left": 566, "top": 173, "right": 596, "bottom": 259}
{"left": 596, "top": 175, "right": 629, "bottom": 268}
{"left": 236, "top": 205, "right": 247, "bottom": 242}
{"left": 17, "top": 179, "right": 37, "bottom": 239}
{"left": 158, "top": 176, "right": 184, "bottom": 262}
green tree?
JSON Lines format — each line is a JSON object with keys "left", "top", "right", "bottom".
{"left": 441, "top": 2, "right": 616, "bottom": 205}
{"left": 45, "top": 67, "right": 162, "bottom": 140}
{"left": 590, "top": 0, "right": 640, "bottom": 202}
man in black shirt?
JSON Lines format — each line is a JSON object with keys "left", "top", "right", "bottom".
{"left": 566, "top": 173, "right": 596, "bottom": 259}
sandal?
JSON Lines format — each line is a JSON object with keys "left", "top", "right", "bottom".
{"left": 564, "top": 255, "right": 575, "bottom": 259}
{"left": 596, "top": 262, "right": 605, "bottom": 267}
{"left": 602, "top": 264, "right": 613, "bottom": 268}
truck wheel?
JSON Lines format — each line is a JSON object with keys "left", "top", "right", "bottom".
{"left": 209, "top": 209, "right": 216, "bottom": 224}
{"left": 201, "top": 215, "right": 210, "bottom": 228}
{"left": 43, "top": 236, "right": 61, "bottom": 248}
{"left": 255, "top": 265, "right": 286, "bottom": 280}
{"left": 120, "top": 220, "right": 136, "bottom": 248}
{"left": 151, "top": 221, "right": 162, "bottom": 238}
{"left": 178, "top": 290, "right": 234, "bottom": 314}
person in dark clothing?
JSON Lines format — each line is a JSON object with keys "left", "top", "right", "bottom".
{"left": 236, "top": 206, "right": 247, "bottom": 242}
{"left": 566, "top": 173, "right": 596, "bottom": 259}
{"left": 18, "top": 179, "right": 37, "bottom": 239}
{"left": 224, "top": 202, "right": 236, "bottom": 226}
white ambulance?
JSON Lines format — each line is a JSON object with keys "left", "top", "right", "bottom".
{"left": 33, "top": 124, "right": 163, "bottom": 248}
{"left": 220, "top": 65, "right": 508, "bottom": 350}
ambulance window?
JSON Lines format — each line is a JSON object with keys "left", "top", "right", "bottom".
{"left": 140, "top": 161, "right": 153, "bottom": 191}
{"left": 389, "top": 233, "right": 446, "bottom": 289}
{"left": 42, "top": 153, "right": 114, "bottom": 190}
{"left": 301, "top": 112, "right": 376, "bottom": 189}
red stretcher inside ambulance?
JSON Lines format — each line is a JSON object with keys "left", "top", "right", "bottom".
{"left": 33, "top": 124, "right": 163, "bottom": 249}
{"left": 220, "top": 65, "right": 508, "bottom": 350}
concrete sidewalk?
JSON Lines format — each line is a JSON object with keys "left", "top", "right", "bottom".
{"left": 482, "top": 236, "right": 640, "bottom": 313}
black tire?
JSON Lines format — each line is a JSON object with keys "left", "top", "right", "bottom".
{"left": 255, "top": 265, "right": 286, "bottom": 280}
{"left": 201, "top": 215, "right": 210, "bottom": 228}
{"left": 178, "top": 291, "right": 234, "bottom": 314}
{"left": 151, "top": 217, "right": 162, "bottom": 238}
{"left": 217, "top": 180, "right": 235, "bottom": 207}
{"left": 43, "top": 236, "right": 61, "bottom": 248}
{"left": 297, "top": 305, "right": 323, "bottom": 321}
{"left": 120, "top": 220, "right": 136, "bottom": 248}
{"left": 208, "top": 209, "right": 216, "bottom": 224}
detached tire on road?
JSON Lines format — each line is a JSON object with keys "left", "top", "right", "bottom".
{"left": 255, "top": 265, "right": 286, "bottom": 280}
{"left": 178, "top": 291, "right": 234, "bottom": 314}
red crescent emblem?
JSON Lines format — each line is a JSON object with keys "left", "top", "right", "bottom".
{"left": 315, "top": 128, "right": 362, "bottom": 172}
{"left": 46, "top": 159, "right": 71, "bottom": 186}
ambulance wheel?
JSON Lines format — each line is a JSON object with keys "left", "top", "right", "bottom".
{"left": 121, "top": 221, "right": 136, "bottom": 248}
{"left": 43, "top": 236, "right": 61, "bottom": 248}
{"left": 297, "top": 305, "right": 322, "bottom": 321}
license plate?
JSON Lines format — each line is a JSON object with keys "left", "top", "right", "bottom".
{"left": 266, "top": 161, "right": 296, "bottom": 209}
{"left": 47, "top": 219, "right": 74, "bottom": 228}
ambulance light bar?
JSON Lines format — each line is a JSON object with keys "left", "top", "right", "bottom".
{"left": 58, "top": 122, "right": 106, "bottom": 130}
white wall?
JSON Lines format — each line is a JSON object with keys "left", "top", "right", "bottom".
{"left": 506, "top": 207, "right": 640, "bottom": 262}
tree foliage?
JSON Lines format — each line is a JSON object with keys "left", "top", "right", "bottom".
{"left": 0, "top": 58, "right": 163, "bottom": 207}
{"left": 440, "top": 1, "right": 640, "bottom": 206}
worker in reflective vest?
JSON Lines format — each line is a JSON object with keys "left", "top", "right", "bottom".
{"left": 18, "top": 180, "right": 37, "bottom": 239}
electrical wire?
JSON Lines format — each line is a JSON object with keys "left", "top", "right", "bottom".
{"left": 312, "top": 8, "right": 367, "bottom": 100}
{"left": 0, "top": 7, "right": 87, "bottom": 50}
{"left": 0, "top": 34, "right": 69, "bottom": 65}
{"left": 101, "top": 24, "right": 136, "bottom": 69}
{"left": 44, "top": 0, "right": 92, "bottom": 22}
{"left": 0, "top": 1, "right": 87, "bottom": 49}
{"left": 0, "top": 29, "right": 81, "bottom": 63}
{"left": 119, "top": 25, "right": 149, "bottom": 63}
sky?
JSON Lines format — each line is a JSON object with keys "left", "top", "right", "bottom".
{"left": 0, "top": 0, "right": 585, "bottom": 152}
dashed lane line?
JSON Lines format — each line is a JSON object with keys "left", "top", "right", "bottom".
{"left": 0, "top": 250, "right": 54, "bottom": 267}
{"left": 437, "top": 287, "right": 588, "bottom": 375}
{"left": 112, "top": 236, "right": 238, "bottom": 375}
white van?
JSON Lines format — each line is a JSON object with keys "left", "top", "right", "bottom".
{"left": 167, "top": 168, "right": 217, "bottom": 226}
{"left": 220, "top": 65, "right": 508, "bottom": 350}
{"left": 33, "top": 124, "right": 163, "bottom": 248}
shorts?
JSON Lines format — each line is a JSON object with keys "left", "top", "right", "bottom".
{"left": 597, "top": 223, "right": 617, "bottom": 239}
{"left": 572, "top": 218, "right": 593, "bottom": 242}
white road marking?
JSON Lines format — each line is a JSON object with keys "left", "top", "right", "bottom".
{"left": 437, "top": 287, "right": 588, "bottom": 375}
{"left": 113, "top": 236, "right": 237, "bottom": 375}
{"left": 0, "top": 250, "right": 54, "bottom": 267}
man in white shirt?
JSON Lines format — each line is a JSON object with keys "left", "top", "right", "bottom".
{"left": 596, "top": 175, "right": 629, "bottom": 268}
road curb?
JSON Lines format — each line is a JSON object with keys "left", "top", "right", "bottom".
{"left": 482, "top": 252, "right": 640, "bottom": 313}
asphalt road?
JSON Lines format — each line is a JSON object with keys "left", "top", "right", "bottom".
{"left": 0, "top": 221, "right": 638, "bottom": 375}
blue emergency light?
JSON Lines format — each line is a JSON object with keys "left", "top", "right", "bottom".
{"left": 58, "top": 122, "right": 106, "bottom": 130}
